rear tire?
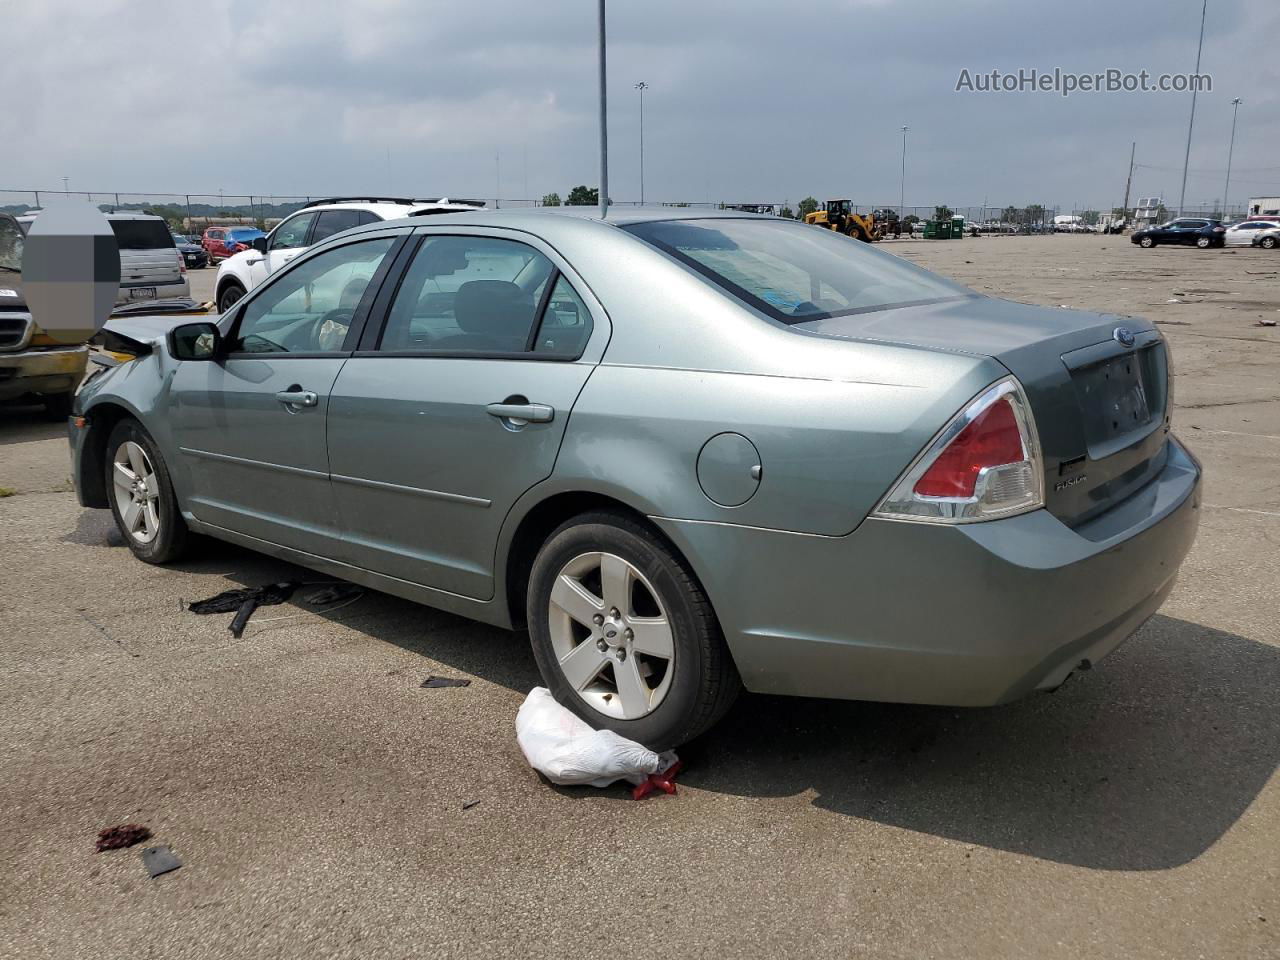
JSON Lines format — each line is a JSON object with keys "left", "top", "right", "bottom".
{"left": 105, "top": 419, "right": 190, "bottom": 564}
{"left": 526, "top": 511, "right": 740, "bottom": 750}
{"left": 1196, "top": 236, "right": 1212, "bottom": 249}
{"left": 217, "top": 281, "right": 246, "bottom": 314}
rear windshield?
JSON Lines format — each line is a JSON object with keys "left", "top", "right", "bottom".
{"left": 110, "top": 219, "right": 176, "bottom": 250}
{"left": 623, "top": 218, "right": 968, "bottom": 323}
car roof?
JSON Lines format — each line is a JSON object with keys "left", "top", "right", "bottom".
{"left": 16, "top": 210, "right": 167, "bottom": 223}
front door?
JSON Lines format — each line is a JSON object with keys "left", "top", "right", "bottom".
{"left": 248, "top": 210, "right": 316, "bottom": 289}
{"left": 326, "top": 232, "right": 603, "bottom": 599}
{"left": 170, "top": 234, "right": 398, "bottom": 557}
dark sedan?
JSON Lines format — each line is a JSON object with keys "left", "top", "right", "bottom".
{"left": 1130, "top": 218, "right": 1226, "bottom": 249}
{"left": 172, "top": 234, "right": 209, "bottom": 269}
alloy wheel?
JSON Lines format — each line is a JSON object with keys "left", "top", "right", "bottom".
{"left": 547, "top": 551, "right": 675, "bottom": 720}
{"left": 112, "top": 440, "right": 161, "bottom": 544}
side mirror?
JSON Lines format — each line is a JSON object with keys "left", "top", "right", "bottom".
{"left": 169, "top": 321, "right": 221, "bottom": 361}
{"left": 252, "top": 236, "right": 268, "bottom": 254}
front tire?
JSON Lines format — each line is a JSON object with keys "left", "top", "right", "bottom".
{"left": 1261, "top": 236, "right": 1278, "bottom": 250}
{"left": 105, "top": 419, "right": 189, "bottom": 564}
{"left": 1139, "top": 236, "right": 1155, "bottom": 248}
{"left": 217, "top": 280, "right": 246, "bottom": 314}
{"left": 526, "top": 512, "right": 740, "bottom": 750}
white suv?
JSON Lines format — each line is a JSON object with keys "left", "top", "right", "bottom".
{"left": 212, "top": 197, "right": 483, "bottom": 313}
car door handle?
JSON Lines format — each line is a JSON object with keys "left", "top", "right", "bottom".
{"left": 486, "top": 402, "right": 554, "bottom": 424}
{"left": 275, "top": 389, "right": 318, "bottom": 408}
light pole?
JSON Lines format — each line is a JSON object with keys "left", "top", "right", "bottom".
{"left": 1177, "top": 0, "right": 1208, "bottom": 217}
{"left": 61, "top": 177, "right": 69, "bottom": 194}
{"left": 635, "top": 81, "right": 648, "bottom": 205}
{"left": 899, "top": 126, "right": 908, "bottom": 222}
{"left": 1222, "top": 97, "right": 1242, "bottom": 219}
{"left": 597, "top": 0, "right": 608, "bottom": 220}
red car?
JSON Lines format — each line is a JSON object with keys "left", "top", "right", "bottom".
{"left": 201, "top": 226, "right": 266, "bottom": 263}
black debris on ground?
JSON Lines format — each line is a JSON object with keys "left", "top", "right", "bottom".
{"left": 420, "top": 676, "right": 471, "bottom": 689}
{"left": 96, "top": 824, "right": 152, "bottom": 852}
{"left": 304, "top": 583, "right": 364, "bottom": 606}
{"left": 186, "top": 582, "right": 300, "bottom": 638}
{"left": 462, "top": 799, "right": 482, "bottom": 810}
{"left": 141, "top": 845, "right": 183, "bottom": 878}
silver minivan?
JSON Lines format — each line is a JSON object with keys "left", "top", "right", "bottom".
{"left": 16, "top": 211, "right": 189, "bottom": 305}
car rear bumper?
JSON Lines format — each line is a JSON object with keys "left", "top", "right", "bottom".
{"left": 0, "top": 345, "right": 89, "bottom": 401}
{"left": 654, "top": 436, "right": 1202, "bottom": 706}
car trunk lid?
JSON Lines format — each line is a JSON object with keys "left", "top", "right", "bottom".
{"left": 795, "top": 296, "right": 1171, "bottom": 527}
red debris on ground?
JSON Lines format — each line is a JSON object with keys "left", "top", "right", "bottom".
{"left": 96, "top": 824, "right": 152, "bottom": 852}
{"left": 632, "top": 760, "right": 684, "bottom": 800}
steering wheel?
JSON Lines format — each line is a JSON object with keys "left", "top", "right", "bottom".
{"left": 313, "top": 308, "right": 356, "bottom": 351}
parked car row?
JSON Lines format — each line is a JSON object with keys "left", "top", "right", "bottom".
{"left": 1130, "top": 217, "right": 1280, "bottom": 250}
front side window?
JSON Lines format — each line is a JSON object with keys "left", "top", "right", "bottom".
{"left": 231, "top": 237, "right": 395, "bottom": 354}
{"left": 269, "top": 212, "right": 315, "bottom": 251}
{"left": 0, "top": 216, "right": 23, "bottom": 272}
{"left": 624, "top": 218, "right": 966, "bottom": 323}
{"left": 377, "top": 235, "right": 554, "bottom": 353}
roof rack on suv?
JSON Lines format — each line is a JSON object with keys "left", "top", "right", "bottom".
{"left": 299, "top": 197, "right": 487, "bottom": 210}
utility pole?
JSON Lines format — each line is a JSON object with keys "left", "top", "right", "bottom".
{"left": 1122, "top": 141, "right": 1136, "bottom": 217}
{"left": 1222, "top": 98, "right": 1242, "bottom": 219}
{"left": 61, "top": 177, "right": 69, "bottom": 194}
{"left": 635, "top": 81, "right": 648, "bottom": 205}
{"left": 495, "top": 152, "right": 500, "bottom": 209}
{"left": 1177, "top": 0, "right": 1208, "bottom": 217}
{"left": 899, "top": 126, "right": 908, "bottom": 221}
{"left": 597, "top": 0, "right": 609, "bottom": 219}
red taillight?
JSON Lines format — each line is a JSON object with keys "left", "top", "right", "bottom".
{"left": 177, "top": 249, "right": 187, "bottom": 274}
{"left": 914, "top": 396, "right": 1023, "bottom": 498}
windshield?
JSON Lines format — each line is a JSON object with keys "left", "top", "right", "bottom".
{"left": 110, "top": 219, "right": 175, "bottom": 250}
{"left": 624, "top": 218, "right": 969, "bottom": 323}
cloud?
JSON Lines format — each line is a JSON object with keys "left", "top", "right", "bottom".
{"left": 2, "top": 0, "right": 1277, "bottom": 210}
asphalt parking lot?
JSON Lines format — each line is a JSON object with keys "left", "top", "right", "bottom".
{"left": 2, "top": 234, "right": 1277, "bottom": 959}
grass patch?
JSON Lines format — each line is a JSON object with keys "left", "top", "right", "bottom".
{"left": 0, "top": 487, "right": 16, "bottom": 498}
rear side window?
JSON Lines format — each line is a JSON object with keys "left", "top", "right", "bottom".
{"left": 624, "top": 218, "right": 965, "bottom": 323}
{"left": 377, "top": 235, "right": 556, "bottom": 354}
{"left": 311, "top": 209, "right": 363, "bottom": 243}
{"left": 227, "top": 228, "right": 263, "bottom": 243}
{"left": 110, "top": 219, "right": 175, "bottom": 250}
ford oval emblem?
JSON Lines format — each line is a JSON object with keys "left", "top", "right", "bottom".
{"left": 1114, "top": 326, "right": 1136, "bottom": 347}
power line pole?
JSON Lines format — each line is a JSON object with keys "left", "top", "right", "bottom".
{"left": 1177, "top": 0, "right": 1208, "bottom": 217}
{"left": 635, "top": 81, "right": 648, "bottom": 205}
{"left": 1122, "top": 141, "right": 1136, "bottom": 216}
{"left": 1222, "top": 97, "right": 1242, "bottom": 219}
{"left": 899, "top": 126, "right": 908, "bottom": 221}
{"left": 598, "top": 0, "right": 609, "bottom": 219}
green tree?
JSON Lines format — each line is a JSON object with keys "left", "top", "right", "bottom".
{"left": 1026, "top": 204, "right": 1046, "bottom": 228}
{"left": 798, "top": 196, "right": 819, "bottom": 219}
{"left": 1081, "top": 210, "right": 1100, "bottom": 226}
{"left": 542, "top": 192, "right": 561, "bottom": 207}
{"left": 566, "top": 185, "right": 599, "bottom": 206}
{"left": 1001, "top": 205, "right": 1020, "bottom": 224}
{"left": 779, "top": 206, "right": 795, "bottom": 220}
{"left": 934, "top": 205, "right": 953, "bottom": 222}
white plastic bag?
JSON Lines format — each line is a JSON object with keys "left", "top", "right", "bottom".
{"left": 515, "top": 687, "right": 674, "bottom": 788}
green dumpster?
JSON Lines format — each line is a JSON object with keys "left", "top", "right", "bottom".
{"left": 922, "top": 220, "right": 937, "bottom": 239}
{"left": 952, "top": 216, "right": 965, "bottom": 238}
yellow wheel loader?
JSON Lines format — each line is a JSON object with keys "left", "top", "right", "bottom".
{"left": 803, "top": 199, "right": 880, "bottom": 242}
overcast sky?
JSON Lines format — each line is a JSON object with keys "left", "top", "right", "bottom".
{"left": 5, "top": 0, "right": 1278, "bottom": 212}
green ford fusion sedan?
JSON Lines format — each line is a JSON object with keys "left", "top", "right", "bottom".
{"left": 69, "top": 208, "right": 1201, "bottom": 748}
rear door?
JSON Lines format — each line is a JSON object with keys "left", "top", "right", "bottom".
{"left": 111, "top": 219, "right": 181, "bottom": 302}
{"left": 170, "top": 233, "right": 401, "bottom": 556}
{"left": 326, "top": 229, "right": 606, "bottom": 599}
